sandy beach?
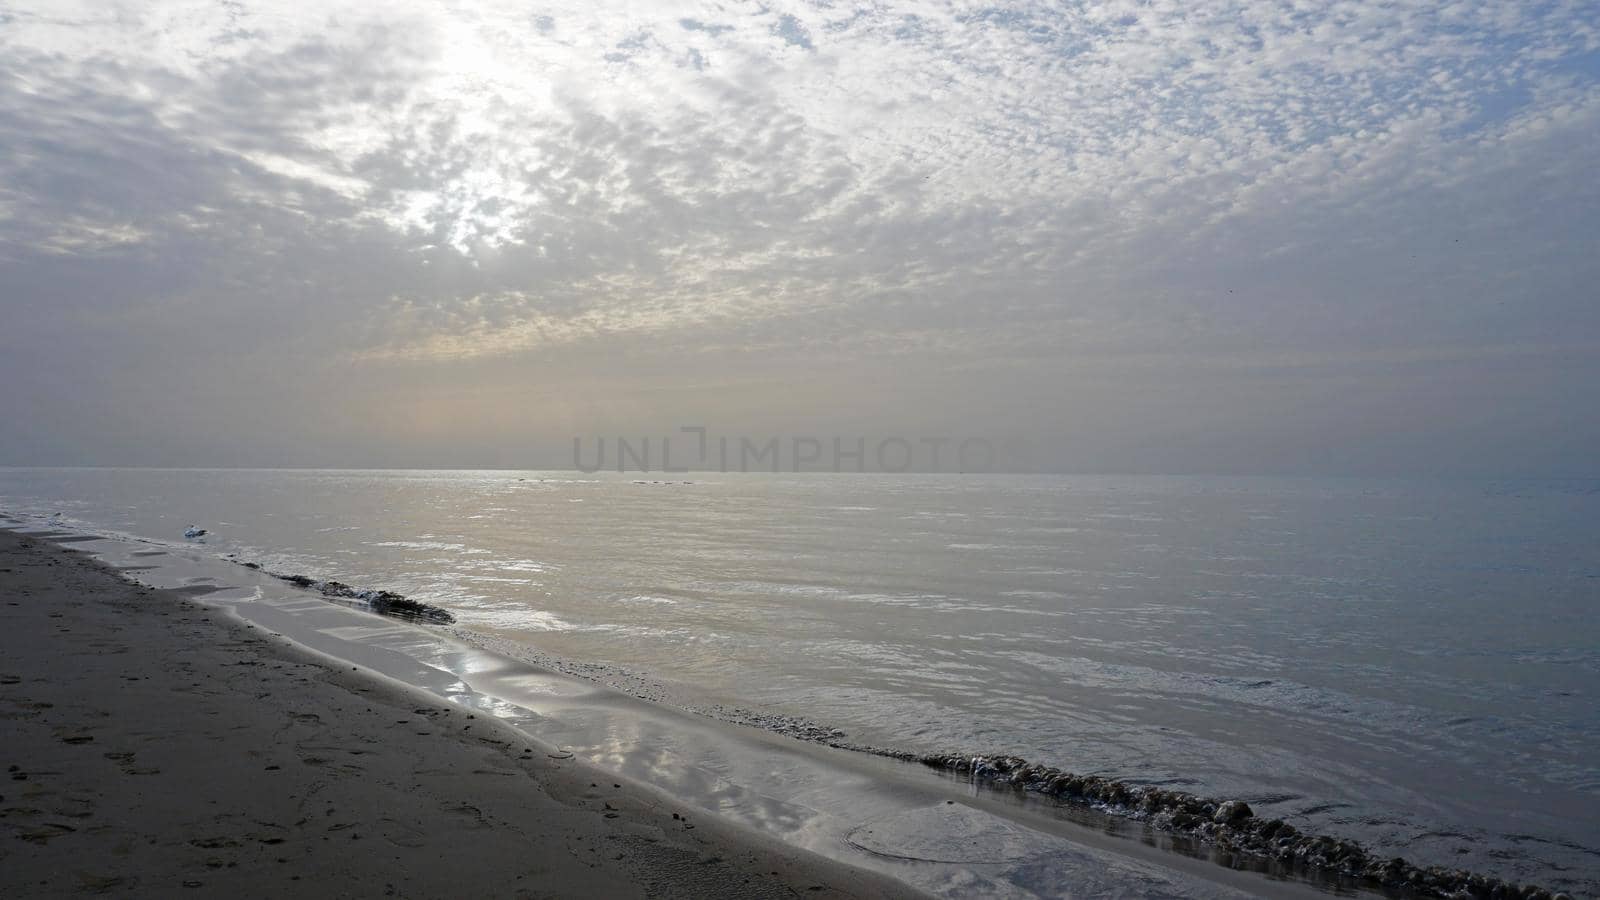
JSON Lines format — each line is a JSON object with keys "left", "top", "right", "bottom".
{"left": 0, "top": 529, "right": 925, "bottom": 899}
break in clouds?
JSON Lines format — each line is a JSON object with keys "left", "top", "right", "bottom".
{"left": 1, "top": 1, "right": 1597, "bottom": 473}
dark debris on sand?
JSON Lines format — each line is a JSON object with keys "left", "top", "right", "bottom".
{"left": 272, "top": 573, "right": 455, "bottom": 625}
{"left": 916, "top": 753, "right": 1572, "bottom": 900}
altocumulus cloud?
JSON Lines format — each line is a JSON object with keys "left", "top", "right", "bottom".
{"left": 0, "top": 1, "right": 1597, "bottom": 473}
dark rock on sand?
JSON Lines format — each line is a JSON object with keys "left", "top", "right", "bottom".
{"left": 1214, "top": 800, "right": 1252, "bottom": 824}
{"left": 916, "top": 752, "right": 1556, "bottom": 899}
{"left": 271, "top": 573, "right": 455, "bottom": 625}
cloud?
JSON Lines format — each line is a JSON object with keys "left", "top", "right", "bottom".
{"left": 0, "top": 1, "right": 1596, "bottom": 472}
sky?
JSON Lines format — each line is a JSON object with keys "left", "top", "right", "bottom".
{"left": 1, "top": 1, "right": 1597, "bottom": 475}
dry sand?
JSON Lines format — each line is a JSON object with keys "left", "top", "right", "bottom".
{"left": 0, "top": 529, "right": 926, "bottom": 899}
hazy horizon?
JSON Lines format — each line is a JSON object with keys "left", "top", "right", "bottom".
{"left": 3, "top": 2, "right": 1597, "bottom": 477}
{"left": 5, "top": 462, "right": 1600, "bottom": 480}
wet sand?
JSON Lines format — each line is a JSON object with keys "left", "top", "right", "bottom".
{"left": 0, "top": 529, "right": 925, "bottom": 899}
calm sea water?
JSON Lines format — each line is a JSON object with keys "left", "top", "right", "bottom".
{"left": 3, "top": 468, "right": 1596, "bottom": 893}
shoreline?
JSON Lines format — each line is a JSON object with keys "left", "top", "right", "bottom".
{"left": 0, "top": 528, "right": 925, "bottom": 898}
{"left": 66, "top": 521, "right": 1583, "bottom": 900}
{"left": 0, "top": 517, "right": 1583, "bottom": 899}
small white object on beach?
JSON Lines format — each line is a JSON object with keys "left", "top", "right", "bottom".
{"left": 183, "top": 525, "right": 208, "bottom": 539}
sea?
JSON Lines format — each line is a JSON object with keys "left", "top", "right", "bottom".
{"left": 1, "top": 468, "right": 1595, "bottom": 894}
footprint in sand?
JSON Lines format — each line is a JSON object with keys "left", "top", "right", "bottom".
{"left": 19, "top": 822, "right": 77, "bottom": 843}
{"left": 443, "top": 803, "right": 491, "bottom": 829}
{"left": 75, "top": 873, "right": 129, "bottom": 894}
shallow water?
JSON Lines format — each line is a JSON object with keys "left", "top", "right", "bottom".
{"left": 2, "top": 468, "right": 1596, "bottom": 893}
{"left": 10, "top": 528, "right": 1329, "bottom": 899}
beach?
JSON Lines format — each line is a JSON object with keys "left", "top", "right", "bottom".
{"left": 0, "top": 528, "right": 924, "bottom": 899}
{"left": 0, "top": 470, "right": 1594, "bottom": 899}
{"left": 5, "top": 0, "right": 1596, "bottom": 894}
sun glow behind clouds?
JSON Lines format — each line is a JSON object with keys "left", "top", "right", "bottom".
{"left": 373, "top": 13, "right": 559, "bottom": 255}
